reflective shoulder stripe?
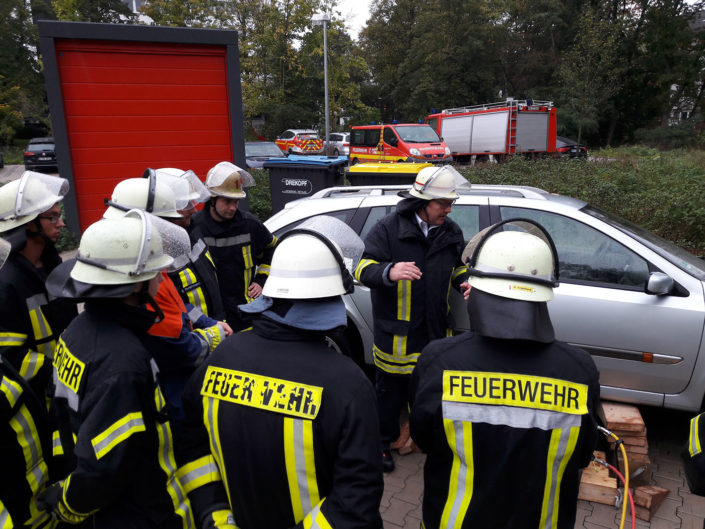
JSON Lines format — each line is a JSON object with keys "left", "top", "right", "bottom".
{"left": 0, "top": 375, "right": 23, "bottom": 408}
{"left": 176, "top": 454, "right": 222, "bottom": 494}
{"left": 302, "top": 499, "right": 333, "bottom": 529}
{"left": 91, "top": 412, "right": 146, "bottom": 460}
{"left": 190, "top": 239, "right": 207, "bottom": 260}
{"left": 52, "top": 430, "right": 64, "bottom": 456}
{"left": 284, "top": 418, "right": 320, "bottom": 522}
{"left": 689, "top": 414, "right": 703, "bottom": 457}
{"left": 25, "top": 293, "right": 48, "bottom": 310}
{"left": 203, "top": 234, "right": 251, "bottom": 248}
{"left": 439, "top": 418, "right": 474, "bottom": 529}
{"left": 354, "top": 258, "right": 378, "bottom": 281}
{"left": 0, "top": 332, "right": 28, "bottom": 347}
{"left": 452, "top": 265, "right": 468, "bottom": 281}
{"left": 9, "top": 404, "right": 49, "bottom": 494}
{"left": 0, "top": 499, "right": 12, "bottom": 529}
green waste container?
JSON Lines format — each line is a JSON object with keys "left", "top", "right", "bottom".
{"left": 264, "top": 155, "right": 348, "bottom": 213}
{"left": 346, "top": 162, "right": 433, "bottom": 186}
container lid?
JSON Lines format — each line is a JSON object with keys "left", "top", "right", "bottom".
{"left": 263, "top": 155, "right": 349, "bottom": 168}
{"left": 347, "top": 162, "right": 433, "bottom": 174}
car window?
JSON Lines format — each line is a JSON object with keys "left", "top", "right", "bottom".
{"left": 360, "top": 206, "right": 391, "bottom": 241}
{"left": 272, "top": 209, "right": 357, "bottom": 238}
{"left": 448, "top": 205, "right": 481, "bottom": 242}
{"left": 27, "top": 143, "right": 54, "bottom": 152}
{"left": 281, "top": 131, "right": 294, "bottom": 139}
{"left": 383, "top": 127, "right": 397, "bottom": 145}
{"left": 393, "top": 125, "right": 441, "bottom": 143}
{"left": 330, "top": 134, "right": 341, "bottom": 142}
{"left": 500, "top": 207, "right": 650, "bottom": 289}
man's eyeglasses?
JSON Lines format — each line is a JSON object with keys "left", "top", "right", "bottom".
{"left": 38, "top": 213, "right": 64, "bottom": 224}
{"left": 432, "top": 199, "right": 456, "bottom": 209}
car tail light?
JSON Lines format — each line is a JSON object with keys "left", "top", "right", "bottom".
{"left": 344, "top": 142, "right": 349, "bottom": 146}
{"left": 24, "top": 152, "right": 35, "bottom": 157}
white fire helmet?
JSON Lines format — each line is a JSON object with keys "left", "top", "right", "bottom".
{"left": 404, "top": 165, "right": 469, "bottom": 200}
{"left": 155, "top": 167, "right": 210, "bottom": 206}
{"left": 0, "top": 171, "right": 69, "bottom": 233}
{"left": 205, "top": 162, "right": 255, "bottom": 199}
{"left": 462, "top": 218, "right": 559, "bottom": 302}
{"left": 71, "top": 209, "right": 190, "bottom": 286}
{"left": 262, "top": 215, "right": 363, "bottom": 299}
{"left": 104, "top": 169, "right": 187, "bottom": 219}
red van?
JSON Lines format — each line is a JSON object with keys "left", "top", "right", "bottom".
{"left": 349, "top": 123, "right": 451, "bottom": 164}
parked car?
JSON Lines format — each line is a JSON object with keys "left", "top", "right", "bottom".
{"left": 556, "top": 136, "right": 588, "bottom": 158}
{"left": 275, "top": 129, "right": 324, "bottom": 155}
{"left": 24, "top": 137, "right": 57, "bottom": 171}
{"left": 265, "top": 183, "right": 705, "bottom": 412}
{"left": 325, "top": 132, "right": 350, "bottom": 156}
{"left": 245, "top": 141, "right": 287, "bottom": 169}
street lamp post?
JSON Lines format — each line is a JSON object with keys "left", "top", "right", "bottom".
{"left": 312, "top": 12, "right": 331, "bottom": 156}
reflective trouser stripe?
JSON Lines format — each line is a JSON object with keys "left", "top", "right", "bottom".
{"left": 10, "top": 404, "right": 48, "bottom": 495}
{"left": 396, "top": 280, "right": 411, "bottom": 321}
{"left": 440, "top": 419, "right": 474, "bottom": 529}
{"left": 26, "top": 295, "right": 55, "bottom": 358}
{"left": 373, "top": 345, "right": 419, "bottom": 375}
{"left": 53, "top": 430, "right": 63, "bottom": 456}
{"left": 0, "top": 499, "right": 12, "bottom": 529}
{"left": 539, "top": 427, "right": 580, "bottom": 529}
{"left": 242, "top": 246, "right": 253, "bottom": 302}
{"left": 0, "top": 375, "right": 22, "bottom": 408}
{"left": 302, "top": 499, "right": 333, "bottom": 529}
{"left": 353, "top": 258, "right": 377, "bottom": 281}
{"left": 19, "top": 351, "right": 45, "bottom": 382}
{"left": 689, "top": 414, "right": 703, "bottom": 457}
{"left": 284, "top": 417, "right": 320, "bottom": 522}
{"left": 0, "top": 332, "right": 27, "bottom": 346}
{"left": 91, "top": 412, "right": 145, "bottom": 460}
{"left": 203, "top": 397, "right": 232, "bottom": 506}
{"left": 154, "top": 389, "right": 194, "bottom": 529}
{"left": 177, "top": 455, "right": 222, "bottom": 495}
{"left": 179, "top": 269, "right": 208, "bottom": 317}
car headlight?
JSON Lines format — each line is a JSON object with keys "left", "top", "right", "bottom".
{"left": 445, "top": 147, "right": 451, "bottom": 155}
{"left": 410, "top": 148, "right": 421, "bottom": 156}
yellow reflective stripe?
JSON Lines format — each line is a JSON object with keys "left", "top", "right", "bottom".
{"left": 203, "top": 397, "right": 232, "bottom": 505}
{"left": 204, "top": 250, "right": 216, "bottom": 268}
{"left": 243, "top": 246, "right": 253, "bottom": 302}
{"left": 266, "top": 235, "right": 278, "bottom": 249}
{"left": 26, "top": 301, "right": 55, "bottom": 357}
{"left": 52, "top": 430, "right": 64, "bottom": 456}
{"left": 539, "top": 427, "right": 580, "bottom": 529}
{"left": 179, "top": 269, "right": 209, "bottom": 317}
{"left": 154, "top": 405, "right": 194, "bottom": 529}
{"left": 9, "top": 404, "right": 48, "bottom": 494}
{"left": 353, "top": 258, "right": 378, "bottom": 281}
{"left": 211, "top": 510, "right": 236, "bottom": 527}
{"left": 0, "top": 375, "right": 22, "bottom": 408}
{"left": 284, "top": 418, "right": 320, "bottom": 523}
{"left": 0, "top": 332, "right": 27, "bottom": 346}
{"left": 62, "top": 475, "right": 98, "bottom": 518}
{"left": 302, "top": 499, "right": 333, "bottom": 529}
{"left": 689, "top": 415, "right": 703, "bottom": 457}
{"left": 176, "top": 454, "right": 222, "bottom": 495}
{"left": 91, "top": 412, "right": 145, "bottom": 460}
{"left": 257, "top": 263, "right": 271, "bottom": 277}
{"left": 392, "top": 334, "right": 407, "bottom": 357}
{"left": 451, "top": 265, "right": 468, "bottom": 281}
{"left": 445, "top": 328, "right": 453, "bottom": 337}
{"left": 396, "top": 280, "right": 411, "bottom": 321}
{"left": 373, "top": 345, "right": 419, "bottom": 375}
{"left": 0, "top": 498, "right": 12, "bottom": 529}
{"left": 19, "top": 351, "right": 45, "bottom": 382}
{"left": 440, "top": 419, "right": 473, "bottom": 529}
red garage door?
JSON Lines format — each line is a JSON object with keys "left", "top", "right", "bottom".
{"left": 55, "top": 39, "right": 233, "bottom": 231}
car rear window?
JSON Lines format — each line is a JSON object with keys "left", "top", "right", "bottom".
{"left": 27, "top": 143, "right": 54, "bottom": 152}
{"left": 298, "top": 134, "right": 319, "bottom": 140}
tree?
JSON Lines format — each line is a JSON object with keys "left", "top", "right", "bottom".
{"left": 53, "top": 0, "right": 134, "bottom": 23}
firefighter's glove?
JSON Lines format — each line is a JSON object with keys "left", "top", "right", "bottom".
{"left": 35, "top": 481, "right": 89, "bottom": 524}
{"left": 202, "top": 509, "right": 238, "bottom": 529}
{"left": 195, "top": 324, "right": 225, "bottom": 353}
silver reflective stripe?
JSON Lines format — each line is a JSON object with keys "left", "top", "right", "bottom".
{"left": 180, "top": 461, "right": 221, "bottom": 491}
{"left": 292, "top": 419, "right": 314, "bottom": 515}
{"left": 474, "top": 261, "right": 552, "bottom": 281}
{"left": 203, "top": 234, "right": 251, "bottom": 248}
{"left": 267, "top": 266, "right": 340, "bottom": 279}
{"left": 190, "top": 239, "right": 206, "bottom": 260}
{"left": 1, "top": 377, "right": 22, "bottom": 407}
{"left": 157, "top": 421, "right": 193, "bottom": 529}
{"left": 0, "top": 500, "right": 11, "bottom": 529}
{"left": 446, "top": 420, "right": 471, "bottom": 528}
{"left": 15, "top": 407, "right": 47, "bottom": 491}
{"left": 0, "top": 334, "right": 27, "bottom": 346}
{"left": 188, "top": 307, "right": 204, "bottom": 324}
{"left": 26, "top": 293, "right": 47, "bottom": 310}
{"left": 542, "top": 428, "right": 574, "bottom": 529}
{"left": 442, "top": 401, "right": 582, "bottom": 430}
{"left": 307, "top": 503, "right": 326, "bottom": 529}
{"left": 151, "top": 358, "right": 160, "bottom": 383}
{"left": 171, "top": 254, "right": 190, "bottom": 270}
{"left": 53, "top": 370, "right": 80, "bottom": 412}
{"left": 92, "top": 416, "right": 145, "bottom": 457}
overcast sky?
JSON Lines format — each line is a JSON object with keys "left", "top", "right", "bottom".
{"left": 335, "top": 0, "right": 372, "bottom": 40}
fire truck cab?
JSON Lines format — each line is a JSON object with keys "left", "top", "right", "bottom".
{"left": 349, "top": 123, "right": 451, "bottom": 165}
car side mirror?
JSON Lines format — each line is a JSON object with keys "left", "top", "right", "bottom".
{"left": 645, "top": 272, "right": 674, "bottom": 295}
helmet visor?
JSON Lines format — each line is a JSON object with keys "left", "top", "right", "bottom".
{"left": 0, "top": 172, "right": 68, "bottom": 220}
{"left": 156, "top": 168, "right": 210, "bottom": 205}
{"left": 413, "top": 166, "right": 469, "bottom": 199}
{"left": 207, "top": 162, "right": 256, "bottom": 189}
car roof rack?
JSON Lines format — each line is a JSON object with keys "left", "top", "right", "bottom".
{"left": 313, "top": 184, "right": 551, "bottom": 200}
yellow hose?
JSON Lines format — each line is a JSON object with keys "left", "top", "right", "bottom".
{"left": 598, "top": 426, "right": 629, "bottom": 529}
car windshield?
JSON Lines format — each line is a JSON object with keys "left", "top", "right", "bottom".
{"left": 394, "top": 125, "right": 441, "bottom": 143}
{"left": 27, "top": 143, "right": 54, "bottom": 152}
{"left": 246, "top": 143, "right": 284, "bottom": 157}
{"left": 298, "top": 133, "right": 319, "bottom": 140}
{"left": 583, "top": 205, "right": 705, "bottom": 280}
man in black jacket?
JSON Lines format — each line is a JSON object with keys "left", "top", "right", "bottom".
{"left": 188, "top": 162, "right": 277, "bottom": 331}
{"left": 176, "top": 216, "right": 383, "bottom": 529}
{"left": 354, "top": 165, "right": 469, "bottom": 471}
{"left": 409, "top": 219, "right": 601, "bottom": 529}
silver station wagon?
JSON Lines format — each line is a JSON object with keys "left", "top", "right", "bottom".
{"left": 264, "top": 184, "right": 705, "bottom": 412}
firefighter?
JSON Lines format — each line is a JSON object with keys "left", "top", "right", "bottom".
{"left": 176, "top": 216, "right": 384, "bottom": 529}
{"left": 353, "top": 165, "right": 469, "bottom": 472}
{"left": 39, "top": 210, "right": 195, "bottom": 528}
{"left": 683, "top": 413, "right": 705, "bottom": 501}
{"left": 104, "top": 170, "right": 233, "bottom": 422}
{"left": 0, "top": 236, "right": 55, "bottom": 528}
{"left": 155, "top": 167, "right": 227, "bottom": 322}
{"left": 409, "top": 219, "right": 601, "bottom": 529}
{"left": 0, "top": 171, "right": 77, "bottom": 402}
{"left": 188, "top": 162, "right": 277, "bottom": 331}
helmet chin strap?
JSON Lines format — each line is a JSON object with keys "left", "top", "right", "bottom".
{"left": 25, "top": 218, "right": 52, "bottom": 245}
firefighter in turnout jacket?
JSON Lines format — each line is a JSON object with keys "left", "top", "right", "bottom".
{"left": 683, "top": 412, "right": 705, "bottom": 497}
{"left": 0, "top": 237, "right": 56, "bottom": 528}
{"left": 409, "top": 219, "right": 600, "bottom": 529}
{"left": 0, "top": 171, "right": 77, "bottom": 402}
{"left": 354, "top": 165, "right": 469, "bottom": 471}
{"left": 177, "top": 216, "right": 384, "bottom": 529}
{"left": 39, "top": 210, "right": 195, "bottom": 528}
{"left": 188, "top": 162, "right": 277, "bottom": 331}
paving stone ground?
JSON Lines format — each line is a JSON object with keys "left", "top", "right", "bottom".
{"left": 380, "top": 406, "right": 705, "bottom": 529}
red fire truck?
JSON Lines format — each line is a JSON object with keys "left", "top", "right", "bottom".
{"left": 424, "top": 99, "right": 557, "bottom": 162}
